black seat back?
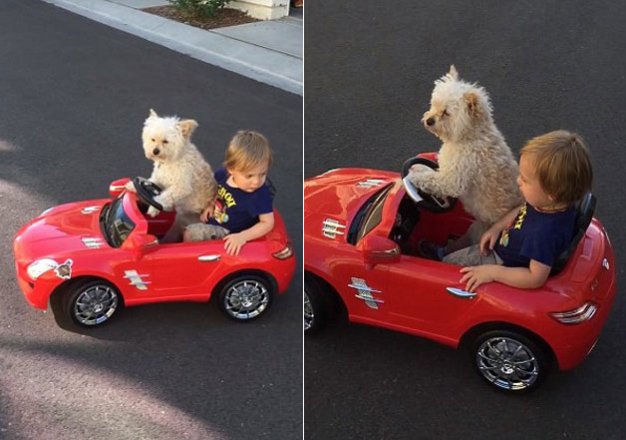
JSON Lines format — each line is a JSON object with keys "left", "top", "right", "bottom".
{"left": 550, "top": 192, "right": 596, "bottom": 276}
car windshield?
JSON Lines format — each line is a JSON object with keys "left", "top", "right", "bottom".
{"left": 100, "top": 196, "right": 135, "bottom": 248}
{"left": 347, "top": 183, "right": 393, "bottom": 244}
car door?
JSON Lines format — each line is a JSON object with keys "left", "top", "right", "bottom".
{"left": 382, "top": 254, "right": 478, "bottom": 341}
{"left": 141, "top": 240, "right": 226, "bottom": 299}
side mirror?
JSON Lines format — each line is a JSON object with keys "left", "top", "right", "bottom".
{"left": 109, "top": 177, "right": 131, "bottom": 198}
{"left": 358, "top": 234, "right": 400, "bottom": 267}
{"left": 122, "top": 233, "right": 158, "bottom": 252}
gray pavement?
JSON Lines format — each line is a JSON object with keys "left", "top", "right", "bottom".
{"left": 43, "top": 0, "right": 303, "bottom": 95}
{"left": 1, "top": 1, "right": 302, "bottom": 439}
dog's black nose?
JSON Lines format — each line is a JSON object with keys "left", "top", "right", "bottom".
{"left": 426, "top": 117, "right": 435, "bottom": 126}
{"left": 153, "top": 148, "right": 160, "bottom": 156}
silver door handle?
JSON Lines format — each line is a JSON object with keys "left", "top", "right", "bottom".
{"left": 198, "top": 255, "right": 221, "bottom": 262}
{"left": 446, "top": 287, "right": 476, "bottom": 299}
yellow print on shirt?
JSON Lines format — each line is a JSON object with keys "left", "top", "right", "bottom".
{"left": 217, "top": 185, "right": 237, "bottom": 208}
{"left": 513, "top": 204, "right": 527, "bottom": 230}
{"left": 499, "top": 205, "right": 527, "bottom": 247}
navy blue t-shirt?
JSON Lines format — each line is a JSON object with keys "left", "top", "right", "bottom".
{"left": 207, "top": 168, "right": 273, "bottom": 233}
{"left": 494, "top": 203, "right": 577, "bottom": 268}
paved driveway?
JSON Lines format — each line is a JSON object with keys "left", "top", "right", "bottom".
{"left": 0, "top": 2, "right": 302, "bottom": 439}
{"left": 304, "top": 1, "right": 626, "bottom": 439}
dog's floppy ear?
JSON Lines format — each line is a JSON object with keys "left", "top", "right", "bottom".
{"left": 148, "top": 109, "right": 158, "bottom": 118}
{"left": 447, "top": 65, "right": 459, "bottom": 80}
{"left": 178, "top": 119, "right": 198, "bottom": 140}
{"left": 464, "top": 91, "right": 482, "bottom": 118}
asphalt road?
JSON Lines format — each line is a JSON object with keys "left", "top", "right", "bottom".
{"left": 304, "top": 1, "right": 626, "bottom": 439}
{"left": 0, "top": 1, "right": 302, "bottom": 439}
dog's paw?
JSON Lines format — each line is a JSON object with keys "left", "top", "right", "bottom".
{"left": 409, "top": 163, "right": 432, "bottom": 175}
{"left": 147, "top": 206, "right": 160, "bottom": 218}
{"left": 407, "top": 164, "right": 432, "bottom": 185}
{"left": 124, "top": 181, "right": 136, "bottom": 192}
{"left": 153, "top": 194, "right": 172, "bottom": 211}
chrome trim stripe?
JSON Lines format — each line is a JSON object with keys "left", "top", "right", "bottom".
{"left": 348, "top": 283, "right": 382, "bottom": 293}
{"left": 82, "top": 237, "right": 104, "bottom": 249}
{"left": 81, "top": 206, "right": 100, "bottom": 214}
{"left": 349, "top": 277, "right": 383, "bottom": 309}
{"left": 355, "top": 294, "right": 384, "bottom": 303}
{"left": 322, "top": 218, "right": 346, "bottom": 238}
{"left": 123, "top": 270, "right": 151, "bottom": 291}
{"left": 357, "top": 178, "right": 385, "bottom": 188}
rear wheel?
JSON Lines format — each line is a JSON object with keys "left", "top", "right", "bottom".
{"left": 217, "top": 274, "right": 274, "bottom": 322}
{"left": 51, "top": 279, "right": 121, "bottom": 328}
{"left": 471, "top": 329, "right": 550, "bottom": 392}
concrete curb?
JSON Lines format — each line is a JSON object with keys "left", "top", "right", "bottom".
{"left": 43, "top": 0, "right": 303, "bottom": 95}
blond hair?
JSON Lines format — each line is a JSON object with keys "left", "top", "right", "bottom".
{"left": 521, "top": 130, "right": 593, "bottom": 205}
{"left": 224, "top": 130, "right": 272, "bottom": 172}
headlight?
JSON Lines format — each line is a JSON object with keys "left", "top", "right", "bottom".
{"left": 26, "top": 259, "right": 59, "bottom": 280}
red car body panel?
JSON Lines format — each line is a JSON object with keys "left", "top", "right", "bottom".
{"left": 304, "top": 162, "right": 616, "bottom": 371}
{"left": 14, "top": 179, "right": 295, "bottom": 312}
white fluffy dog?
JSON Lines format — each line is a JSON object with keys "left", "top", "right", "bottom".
{"left": 129, "top": 109, "right": 226, "bottom": 240}
{"left": 408, "top": 66, "right": 522, "bottom": 230}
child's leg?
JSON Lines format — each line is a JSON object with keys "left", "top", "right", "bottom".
{"left": 183, "top": 223, "right": 230, "bottom": 242}
{"left": 443, "top": 244, "right": 501, "bottom": 266}
{"left": 444, "top": 220, "right": 489, "bottom": 255}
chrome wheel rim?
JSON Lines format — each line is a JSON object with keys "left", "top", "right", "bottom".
{"left": 74, "top": 285, "right": 118, "bottom": 326}
{"left": 224, "top": 280, "right": 269, "bottom": 320}
{"left": 476, "top": 336, "right": 540, "bottom": 391}
{"left": 303, "top": 291, "right": 314, "bottom": 331}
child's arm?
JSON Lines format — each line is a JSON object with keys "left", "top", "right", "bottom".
{"left": 459, "top": 259, "right": 551, "bottom": 292}
{"left": 224, "top": 212, "right": 275, "bottom": 256}
{"left": 200, "top": 202, "right": 214, "bottom": 223}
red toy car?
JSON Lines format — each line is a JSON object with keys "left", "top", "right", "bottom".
{"left": 14, "top": 177, "right": 295, "bottom": 329}
{"left": 304, "top": 154, "right": 616, "bottom": 392}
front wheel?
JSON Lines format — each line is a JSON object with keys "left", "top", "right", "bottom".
{"left": 471, "top": 330, "right": 550, "bottom": 392}
{"left": 217, "top": 274, "right": 274, "bottom": 322}
{"left": 51, "top": 279, "right": 121, "bottom": 328}
{"left": 304, "top": 276, "right": 329, "bottom": 335}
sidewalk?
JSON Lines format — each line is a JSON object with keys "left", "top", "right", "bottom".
{"left": 42, "top": 0, "right": 303, "bottom": 95}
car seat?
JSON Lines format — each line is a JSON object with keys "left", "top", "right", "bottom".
{"left": 550, "top": 192, "right": 596, "bottom": 276}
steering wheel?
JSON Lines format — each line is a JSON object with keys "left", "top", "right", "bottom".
{"left": 401, "top": 157, "right": 456, "bottom": 213}
{"left": 132, "top": 176, "right": 164, "bottom": 211}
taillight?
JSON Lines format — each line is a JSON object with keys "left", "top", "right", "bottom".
{"left": 272, "top": 243, "right": 293, "bottom": 260}
{"left": 550, "top": 302, "right": 597, "bottom": 324}
{"left": 273, "top": 243, "right": 294, "bottom": 260}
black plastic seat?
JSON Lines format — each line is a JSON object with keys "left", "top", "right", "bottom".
{"left": 550, "top": 193, "right": 596, "bottom": 276}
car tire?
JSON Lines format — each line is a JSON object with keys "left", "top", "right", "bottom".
{"left": 51, "top": 279, "right": 121, "bottom": 328}
{"left": 304, "top": 276, "right": 328, "bottom": 335}
{"left": 470, "top": 329, "right": 550, "bottom": 392}
{"left": 217, "top": 274, "right": 274, "bottom": 322}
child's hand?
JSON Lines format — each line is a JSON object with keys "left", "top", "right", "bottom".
{"left": 200, "top": 203, "right": 214, "bottom": 223}
{"left": 224, "top": 233, "right": 247, "bottom": 256}
{"left": 479, "top": 227, "right": 501, "bottom": 255}
{"left": 459, "top": 265, "right": 496, "bottom": 292}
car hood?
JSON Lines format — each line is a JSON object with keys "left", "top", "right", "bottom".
{"left": 14, "top": 199, "right": 110, "bottom": 263}
{"left": 304, "top": 168, "right": 398, "bottom": 241}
